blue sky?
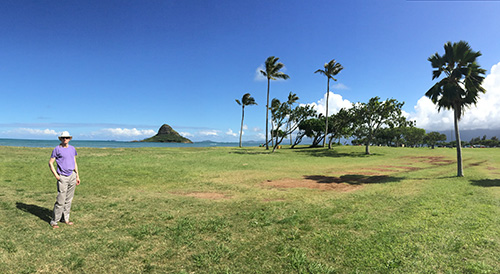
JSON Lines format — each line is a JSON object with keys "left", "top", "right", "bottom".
{"left": 1, "top": 0, "right": 500, "bottom": 142}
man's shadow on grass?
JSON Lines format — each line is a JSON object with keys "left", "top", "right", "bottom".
{"left": 470, "top": 179, "right": 500, "bottom": 187}
{"left": 16, "top": 202, "right": 51, "bottom": 223}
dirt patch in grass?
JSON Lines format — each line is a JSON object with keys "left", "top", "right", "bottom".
{"left": 345, "top": 171, "right": 382, "bottom": 176}
{"left": 262, "top": 156, "right": 458, "bottom": 192}
{"left": 400, "top": 156, "right": 454, "bottom": 166}
{"left": 261, "top": 175, "right": 381, "bottom": 191}
{"left": 171, "top": 192, "right": 231, "bottom": 200}
{"left": 378, "top": 165, "right": 420, "bottom": 171}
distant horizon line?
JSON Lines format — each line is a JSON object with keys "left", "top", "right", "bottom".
{"left": 0, "top": 137, "right": 265, "bottom": 143}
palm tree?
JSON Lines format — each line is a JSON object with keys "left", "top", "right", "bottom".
{"left": 315, "top": 59, "right": 343, "bottom": 147}
{"left": 260, "top": 56, "right": 290, "bottom": 150}
{"left": 235, "top": 93, "right": 257, "bottom": 148}
{"left": 425, "top": 41, "right": 486, "bottom": 177}
{"left": 286, "top": 92, "right": 299, "bottom": 145}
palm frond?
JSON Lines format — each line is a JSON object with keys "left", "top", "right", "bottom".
{"left": 314, "top": 69, "right": 326, "bottom": 75}
{"left": 287, "top": 92, "right": 299, "bottom": 104}
{"left": 262, "top": 56, "right": 289, "bottom": 81}
{"left": 316, "top": 59, "right": 343, "bottom": 80}
{"left": 426, "top": 41, "right": 486, "bottom": 118}
{"left": 274, "top": 72, "right": 290, "bottom": 80}
{"left": 240, "top": 93, "right": 257, "bottom": 106}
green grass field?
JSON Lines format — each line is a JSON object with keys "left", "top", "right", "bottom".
{"left": 1, "top": 145, "right": 500, "bottom": 273}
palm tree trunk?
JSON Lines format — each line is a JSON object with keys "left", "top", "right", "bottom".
{"left": 239, "top": 106, "right": 244, "bottom": 148}
{"left": 454, "top": 108, "right": 464, "bottom": 177}
{"left": 265, "top": 78, "right": 270, "bottom": 150}
{"left": 323, "top": 78, "right": 330, "bottom": 147}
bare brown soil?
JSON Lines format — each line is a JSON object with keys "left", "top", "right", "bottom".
{"left": 400, "top": 156, "right": 454, "bottom": 165}
{"left": 263, "top": 155, "right": 456, "bottom": 192}
{"left": 262, "top": 175, "right": 370, "bottom": 192}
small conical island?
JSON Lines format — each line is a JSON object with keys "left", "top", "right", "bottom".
{"left": 141, "top": 124, "right": 193, "bottom": 143}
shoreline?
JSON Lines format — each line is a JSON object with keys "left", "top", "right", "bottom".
{"left": 0, "top": 138, "right": 262, "bottom": 148}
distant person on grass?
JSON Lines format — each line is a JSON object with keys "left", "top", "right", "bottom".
{"left": 48, "top": 131, "right": 81, "bottom": 229}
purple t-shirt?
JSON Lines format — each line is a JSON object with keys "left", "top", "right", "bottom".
{"left": 51, "top": 145, "right": 77, "bottom": 176}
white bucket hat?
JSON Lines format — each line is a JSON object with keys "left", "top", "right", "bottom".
{"left": 59, "top": 131, "right": 72, "bottom": 139}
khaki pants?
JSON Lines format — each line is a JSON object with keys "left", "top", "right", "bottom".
{"left": 50, "top": 172, "right": 77, "bottom": 226}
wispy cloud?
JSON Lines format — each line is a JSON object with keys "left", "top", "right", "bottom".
{"left": 254, "top": 65, "right": 267, "bottom": 81}
{"left": 86, "top": 128, "right": 156, "bottom": 140}
{"left": 199, "top": 130, "right": 219, "bottom": 136}
{"left": 0, "top": 122, "right": 158, "bottom": 128}
{"left": 1, "top": 128, "right": 58, "bottom": 137}
{"left": 331, "top": 83, "right": 349, "bottom": 90}
{"left": 226, "top": 129, "right": 237, "bottom": 137}
{"left": 180, "top": 132, "right": 194, "bottom": 138}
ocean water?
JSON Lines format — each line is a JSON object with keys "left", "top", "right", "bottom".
{"left": 0, "top": 138, "right": 261, "bottom": 148}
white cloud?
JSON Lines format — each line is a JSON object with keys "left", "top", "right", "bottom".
{"left": 87, "top": 128, "right": 155, "bottom": 140}
{"left": 306, "top": 91, "right": 352, "bottom": 116}
{"left": 199, "top": 130, "right": 219, "bottom": 136}
{"left": 254, "top": 65, "right": 267, "bottom": 81}
{"left": 98, "top": 128, "right": 155, "bottom": 136}
{"left": 3, "top": 128, "right": 58, "bottom": 137}
{"left": 226, "top": 129, "right": 237, "bottom": 137}
{"left": 409, "top": 61, "right": 500, "bottom": 131}
{"left": 180, "top": 132, "right": 194, "bottom": 138}
{"left": 331, "top": 83, "right": 349, "bottom": 90}
{"left": 252, "top": 127, "right": 262, "bottom": 132}
{"left": 237, "top": 125, "right": 249, "bottom": 136}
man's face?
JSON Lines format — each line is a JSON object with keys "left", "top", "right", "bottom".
{"left": 60, "top": 137, "right": 71, "bottom": 144}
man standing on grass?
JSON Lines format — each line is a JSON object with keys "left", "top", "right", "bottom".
{"left": 48, "top": 131, "right": 80, "bottom": 229}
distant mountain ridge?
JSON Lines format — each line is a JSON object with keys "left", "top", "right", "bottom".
{"left": 438, "top": 129, "right": 500, "bottom": 142}
{"left": 141, "top": 124, "right": 193, "bottom": 143}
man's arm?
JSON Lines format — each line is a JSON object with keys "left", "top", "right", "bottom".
{"left": 48, "top": 157, "right": 60, "bottom": 181}
{"left": 74, "top": 156, "right": 80, "bottom": 185}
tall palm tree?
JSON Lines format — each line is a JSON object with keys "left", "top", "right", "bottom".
{"left": 260, "top": 56, "right": 290, "bottom": 150}
{"left": 315, "top": 59, "right": 343, "bottom": 147}
{"left": 287, "top": 92, "right": 299, "bottom": 145}
{"left": 425, "top": 41, "right": 486, "bottom": 177}
{"left": 235, "top": 93, "right": 257, "bottom": 148}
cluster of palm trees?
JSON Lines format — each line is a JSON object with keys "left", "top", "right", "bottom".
{"left": 236, "top": 56, "right": 345, "bottom": 150}
{"left": 236, "top": 41, "right": 486, "bottom": 177}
